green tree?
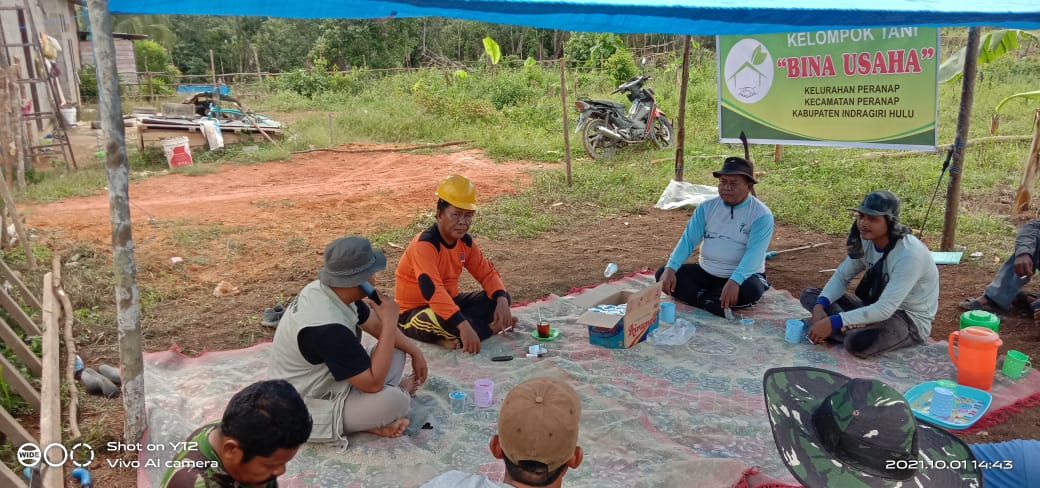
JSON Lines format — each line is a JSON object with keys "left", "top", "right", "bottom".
{"left": 253, "top": 18, "right": 318, "bottom": 73}
{"left": 134, "top": 40, "right": 181, "bottom": 94}
{"left": 564, "top": 32, "right": 626, "bottom": 67}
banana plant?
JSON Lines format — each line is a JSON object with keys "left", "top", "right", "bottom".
{"left": 938, "top": 29, "right": 1040, "bottom": 136}
{"left": 938, "top": 29, "right": 1040, "bottom": 84}
{"left": 482, "top": 36, "right": 501, "bottom": 77}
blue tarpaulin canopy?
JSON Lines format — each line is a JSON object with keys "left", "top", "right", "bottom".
{"left": 107, "top": 0, "right": 1040, "bottom": 34}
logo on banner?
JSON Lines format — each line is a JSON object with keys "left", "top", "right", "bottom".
{"left": 724, "top": 39, "right": 774, "bottom": 103}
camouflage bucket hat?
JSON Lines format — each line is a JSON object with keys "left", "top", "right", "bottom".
{"left": 763, "top": 367, "right": 980, "bottom": 488}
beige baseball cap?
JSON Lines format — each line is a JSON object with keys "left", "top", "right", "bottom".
{"left": 497, "top": 377, "right": 581, "bottom": 471}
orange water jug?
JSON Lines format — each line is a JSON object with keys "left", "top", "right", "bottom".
{"left": 948, "top": 326, "right": 1003, "bottom": 390}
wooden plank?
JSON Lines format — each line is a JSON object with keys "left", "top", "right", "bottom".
{"left": 0, "top": 461, "right": 29, "bottom": 488}
{"left": 0, "top": 403, "right": 35, "bottom": 446}
{"left": 0, "top": 316, "right": 41, "bottom": 377}
{"left": 38, "top": 272, "right": 61, "bottom": 488}
{"left": 0, "top": 286, "right": 41, "bottom": 336}
{"left": 0, "top": 259, "right": 42, "bottom": 312}
{"left": 0, "top": 350, "right": 40, "bottom": 411}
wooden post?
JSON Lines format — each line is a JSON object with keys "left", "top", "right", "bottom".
{"left": 1012, "top": 109, "right": 1040, "bottom": 215}
{"left": 329, "top": 113, "right": 334, "bottom": 148}
{"left": 86, "top": 0, "right": 146, "bottom": 443}
{"left": 559, "top": 57, "right": 572, "bottom": 187}
{"left": 54, "top": 256, "right": 80, "bottom": 439}
{"left": 773, "top": 144, "right": 784, "bottom": 163}
{"left": 673, "top": 36, "right": 692, "bottom": 182}
{"left": 941, "top": 27, "right": 981, "bottom": 251}
{"left": 39, "top": 272, "right": 62, "bottom": 488}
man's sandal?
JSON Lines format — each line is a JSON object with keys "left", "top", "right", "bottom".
{"left": 959, "top": 296, "right": 996, "bottom": 312}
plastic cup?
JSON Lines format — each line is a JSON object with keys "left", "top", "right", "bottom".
{"left": 936, "top": 379, "right": 958, "bottom": 394}
{"left": 784, "top": 319, "right": 805, "bottom": 344}
{"left": 1002, "top": 350, "right": 1032, "bottom": 379}
{"left": 659, "top": 302, "right": 676, "bottom": 324}
{"left": 450, "top": 390, "right": 467, "bottom": 414}
{"left": 474, "top": 379, "right": 494, "bottom": 408}
{"left": 537, "top": 322, "right": 551, "bottom": 338}
{"left": 740, "top": 318, "right": 755, "bottom": 340}
{"left": 929, "top": 386, "right": 955, "bottom": 418}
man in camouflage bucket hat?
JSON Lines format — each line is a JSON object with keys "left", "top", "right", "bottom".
{"left": 763, "top": 367, "right": 980, "bottom": 487}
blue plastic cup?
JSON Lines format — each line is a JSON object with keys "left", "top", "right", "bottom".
{"left": 660, "top": 302, "right": 676, "bottom": 324}
{"left": 930, "top": 386, "right": 955, "bottom": 418}
{"left": 784, "top": 319, "right": 805, "bottom": 344}
{"left": 450, "top": 390, "right": 467, "bottom": 415}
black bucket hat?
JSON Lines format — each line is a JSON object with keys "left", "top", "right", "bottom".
{"left": 763, "top": 367, "right": 980, "bottom": 487}
{"left": 712, "top": 156, "right": 757, "bottom": 184}
{"left": 317, "top": 236, "right": 387, "bottom": 288}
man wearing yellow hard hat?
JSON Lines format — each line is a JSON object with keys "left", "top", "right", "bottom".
{"left": 395, "top": 174, "right": 516, "bottom": 353}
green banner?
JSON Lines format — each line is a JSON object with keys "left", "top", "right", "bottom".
{"left": 718, "top": 27, "right": 939, "bottom": 150}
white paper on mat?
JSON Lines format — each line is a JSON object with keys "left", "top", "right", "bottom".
{"left": 654, "top": 179, "right": 718, "bottom": 210}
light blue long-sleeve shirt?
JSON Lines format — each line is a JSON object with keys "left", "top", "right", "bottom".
{"left": 819, "top": 233, "right": 939, "bottom": 337}
{"left": 666, "top": 195, "right": 774, "bottom": 284}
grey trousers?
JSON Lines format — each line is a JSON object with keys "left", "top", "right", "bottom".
{"left": 800, "top": 287, "right": 923, "bottom": 358}
{"left": 983, "top": 253, "right": 1036, "bottom": 309}
{"left": 341, "top": 347, "right": 411, "bottom": 433}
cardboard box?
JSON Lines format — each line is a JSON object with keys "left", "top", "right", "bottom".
{"left": 575, "top": 283, "right": 661, "bottom": 349}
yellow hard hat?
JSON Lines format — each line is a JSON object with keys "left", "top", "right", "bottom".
{"left": 435, "top": 174, "right": 477, "bottom": 211}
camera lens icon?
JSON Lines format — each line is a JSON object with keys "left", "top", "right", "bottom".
{"left": 17, "top": 443, "right": 41, "bottom": 467}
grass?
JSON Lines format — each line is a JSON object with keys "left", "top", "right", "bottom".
{"left": 15, "top": 37, "right": 1040, "bottom": 254}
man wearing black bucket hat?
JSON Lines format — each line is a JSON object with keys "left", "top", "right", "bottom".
{"left": 270, "top": 236, "right": 428, "bottom": 444}
{"left": 657, "top": 156, "right": 773, "bottom": 318}
{"left": 800, "top": 191, "right": 938, "bottom": 357}
{"left": 763, "top": 367, "right": 981, "bottom": 487}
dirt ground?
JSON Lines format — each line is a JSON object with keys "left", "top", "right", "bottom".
{"left": 18, "top": 140, "right": 1040, "bottom": 486}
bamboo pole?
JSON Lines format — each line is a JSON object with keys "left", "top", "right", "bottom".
{"left": 86, "top": 0, "right": 146, "bottom": 443}
{"left": 559, "top": 56, "right": 572, "bottom": 187}
{"left": 39, "top": 272, "right": 62, "bottom": 488}
{"left": 54, "top": 256, "right": 80, "bottom": 439}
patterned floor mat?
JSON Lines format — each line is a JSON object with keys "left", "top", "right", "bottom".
{"left": 138, "top": 273, "right": 1040, "bottom": 487}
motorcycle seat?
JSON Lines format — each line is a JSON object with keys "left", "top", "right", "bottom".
{"left": 582, "top": 98, "right": 626, "bottom": 110}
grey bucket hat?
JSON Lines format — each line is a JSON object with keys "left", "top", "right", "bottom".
{"left": 849, "top": 190, "right": 901, "bottom": 219}
{"left": 763, "top": 367, "right": 980, "bottom": 488}
{"left": 317, "top": 236, "right": 386, "bottom": 288}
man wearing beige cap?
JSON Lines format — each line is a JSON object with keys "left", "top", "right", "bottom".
{"left": 421, "top": 377, "right": 584, "bottom": 487}
{"left": 270, "top": 236, "right": 428, "bottom": 445}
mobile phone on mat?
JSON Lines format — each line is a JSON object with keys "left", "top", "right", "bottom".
{"left": 359, "top": 282, "right": 382, "bottom": 305}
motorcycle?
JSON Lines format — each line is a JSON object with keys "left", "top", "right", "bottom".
{"left": 574, "top": 74, "right": 674, "bottom": 160}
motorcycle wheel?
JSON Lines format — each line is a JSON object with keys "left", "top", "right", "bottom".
{"left": 652, "top": 117, "right": 675, "bottom": 149}
{"left": 582, "top": 119, "right": 618, "bottom": 160}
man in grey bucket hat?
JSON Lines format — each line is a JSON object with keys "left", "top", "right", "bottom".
{"left": 270, "top": 236, "right": 428, "bottom": 444}
{"left": 799, "top": 191, "right": 938, "bottom": 358}
{"left": 763, "top": 367, "right": 981, "bottom": 487}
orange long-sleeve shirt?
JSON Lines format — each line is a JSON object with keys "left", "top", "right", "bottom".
{"left": 395, "top": 225, "right": 508, "bottom": 328}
